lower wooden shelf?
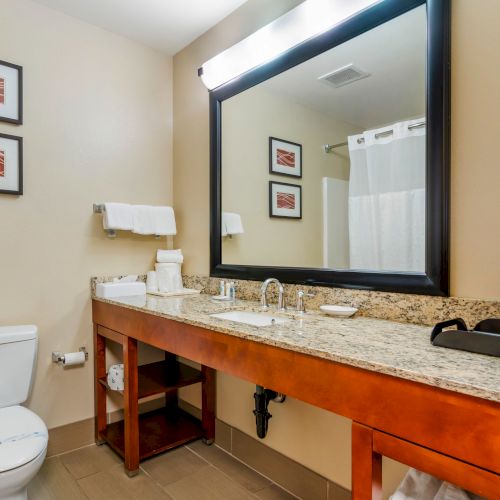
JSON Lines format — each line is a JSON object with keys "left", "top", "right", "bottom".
{"left": 101, "top": 406, "right": 203, "bottom": 461}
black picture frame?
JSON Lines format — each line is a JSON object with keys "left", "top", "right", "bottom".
{"left": 0, "top": 59, "right": 23, "bottom": 125}
{"left": 269, "top": 137, "right": 302, "bottom": 178}
{"left": 269, "top": 181, "right": 302, "bottom": 219}
{"left": 209, "top": 0, "right": 451, "bottom": 296}
{"left": 0, "top": 132, "right": 23, "bottom": 195}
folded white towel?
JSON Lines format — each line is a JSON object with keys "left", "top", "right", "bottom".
{"left": 222, "top": 212, "right": 244, "bottom": 236}
{"left": 103, "top": 203, "right": 134, "bottom": 231}
{"left": 390, "top": 468, "right": 484, "bottom": 500}
{"left": 132, "top": 205, "right": 176, "bottom": 236}
{"left": 155, "top": 263, "right": 183, "bottom": 292}
{"left": 157, "top": 249, "right": 183, "bottom": 264}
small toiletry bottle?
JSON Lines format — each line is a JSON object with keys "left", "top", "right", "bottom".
{"left": 219, "top": 280, "right": 225, "bottom": 297}
{"left": 229, "top": 282, "right": 236, "bottom": 300}
{"left": 225, "top": 281, "right": 231, "bottom": 297}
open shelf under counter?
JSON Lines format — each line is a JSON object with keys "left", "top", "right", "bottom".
{"left": 101, "top": 406, "right": 203, "bottom": 461}
{"left": 98, "top": 360, "right": 203, "bottom": 400}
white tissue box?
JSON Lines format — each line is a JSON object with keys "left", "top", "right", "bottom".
{"left": 95, "top": 281, "right": 146, "bottom": 298}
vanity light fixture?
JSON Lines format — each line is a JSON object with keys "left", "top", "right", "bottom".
{"left": 198, "top": 0, "right": 383, "bottom": 90}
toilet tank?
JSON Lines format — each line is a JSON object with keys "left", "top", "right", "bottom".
{"left": 0, "top": 325, "right": 38, "bottom": 408}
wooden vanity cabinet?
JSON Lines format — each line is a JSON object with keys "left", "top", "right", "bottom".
{"left": 92, "top": 300, "right": 499, "bottom": 496}
{"left": 93, "top": 324, "right": 215, "bottom": 476}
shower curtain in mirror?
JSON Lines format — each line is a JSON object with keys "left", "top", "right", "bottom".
{"left": 348, "top": 118, "right": 425, "bottom": 272}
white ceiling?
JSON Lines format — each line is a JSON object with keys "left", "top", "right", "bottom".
{"left": 31, "top": 0, "right": 248, "bottom": 54}
{"left": 261, "top": 5, "right": 426, "bottom": 129}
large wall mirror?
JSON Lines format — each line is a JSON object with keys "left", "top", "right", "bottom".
{"left": 210, "top": 0, "right": 450, "bottom": 295}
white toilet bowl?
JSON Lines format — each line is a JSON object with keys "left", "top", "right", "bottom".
{"left": 0, "top": 406, "right": 48, "bottom": 500}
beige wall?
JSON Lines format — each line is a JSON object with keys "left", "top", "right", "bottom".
{"left": 174, "top": 0, "right": 500, "bottom": 495}
{"left": 0, "top": 0, "right": 173, "bottom": 428}
{"left": 221, "top": 85, "right": 354, "bottom": 267}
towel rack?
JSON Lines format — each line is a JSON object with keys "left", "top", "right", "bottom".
{"left": 93, "top": 203, "right": 163, "bottom": 239}
{"left": 93, "top": 204, "right": 116, "bottom": 238}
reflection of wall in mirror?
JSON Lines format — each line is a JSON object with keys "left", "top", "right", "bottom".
{"left": 221, "top": 85, "right": 360, "bottom": 268}
{"left": 323, "top": 177, "right": 349, "bottom": 269}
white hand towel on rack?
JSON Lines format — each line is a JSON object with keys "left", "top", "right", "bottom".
{"left": 153, "top": 206, "right": 177, "bottom": 236}
{"left": 131, "top": 205, "right": 176, "bottom": 235}
{"left": 157, "top": 249, "right": 183, "bottom": 264}
{"left": 222, "top": 212, "right": 244, "bottom": 236}
{"left": 132, "top": 205, "right": 156, "bottom": 235}
{"left": 103, "top": 203, "right": 134, "bottom": 230}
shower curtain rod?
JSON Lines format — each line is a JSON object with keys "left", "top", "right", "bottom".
{"left": 323, "top": 120, "right": 425, "bottom": 153}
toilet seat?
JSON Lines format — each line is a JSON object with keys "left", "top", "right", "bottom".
{"left": 0, "top": 406, "right": 48, "bottom": 473}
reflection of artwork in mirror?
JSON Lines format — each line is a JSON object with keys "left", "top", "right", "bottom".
{"left": 269, "top": 181, "right": 301, "bottom": 219}
{"left": 269, "top": 137, "right": 302, "bottom": 178}
{"left": 221, "top": 4, "right": 427, "bottom": 273}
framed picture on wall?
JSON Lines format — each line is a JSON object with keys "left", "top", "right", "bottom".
{"left": 269, "top": 137, "right": 302, "bottom": 178}
{"left": 0, "top": 60, "right": 23, "bottom": 124}
{"left": 0, "top": 133, "right": 23, "bottom": 195}
{"left": 269, "top": 181, "right": 301, "bottom": 219}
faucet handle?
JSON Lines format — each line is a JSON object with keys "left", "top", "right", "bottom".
{"left": 296, "top": 289, "right": 315, "bottom": 313}
{"left": 296, "top": 290, "right": 306, "bottom": 313}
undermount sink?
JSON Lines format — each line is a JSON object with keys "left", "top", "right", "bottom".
{"left": 210, "top": 310, "right": 289, "bottom": 327}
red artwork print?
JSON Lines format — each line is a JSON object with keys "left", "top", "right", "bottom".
{"left": 0, "top": 150, "right": 4, "bottom": 177}
{"left": 277, "top": 192, "right": 295, "bottom": 209}
{"left": 0, "top": 78, "right": 4, "bottom": 105}
{"left": 276, "top": 148, "right": 295, "bottom": 167}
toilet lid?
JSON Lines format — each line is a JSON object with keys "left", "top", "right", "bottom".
{"left": 0, "top": 406, "right": 48, "bottom": 472}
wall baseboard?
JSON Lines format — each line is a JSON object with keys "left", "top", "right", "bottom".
{"left": 48, "top": 398, "right": 350, "bottom": 499}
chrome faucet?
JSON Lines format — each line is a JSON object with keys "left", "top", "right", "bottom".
{"left": 260, "top": 278, "right": 286, "bottom": 311}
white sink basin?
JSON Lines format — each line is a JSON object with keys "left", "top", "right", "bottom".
{"left": 210, "top": 310, "right": 288, "bottom": 327}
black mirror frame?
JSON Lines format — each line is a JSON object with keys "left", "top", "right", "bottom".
{"left": 209, "top": 0, "right": 450, "bottom": 296}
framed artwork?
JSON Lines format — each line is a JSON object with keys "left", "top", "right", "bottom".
{"left": 0, "top": 59, "right": 23, "bottom": 124}
{"left": 269, "top": 137, "right": 302, "bottom": 178}
{"left": 269, "top": 181, "right": 301, "bottom": 219}
{"left": 0, "top": 133, "right": 23, "bottom": 195}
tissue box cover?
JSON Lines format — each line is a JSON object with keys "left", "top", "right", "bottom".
{"left": 95, "top": 281, "right": 146, "bottom": 299}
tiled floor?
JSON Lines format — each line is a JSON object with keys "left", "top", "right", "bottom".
{"left": 28, "top": 441, "right": 297, "bottom": 500}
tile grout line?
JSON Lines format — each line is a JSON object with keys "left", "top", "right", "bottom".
{"left": 139, "top": 444, "right": 213, "bottom": 500}
{"left": 186, "top": 441, "right": 300, "bottom": 499}
{"left": 49, "top": 442, "right": 97, "bottom": 460}
{"left": 184, "top": 444, "right": 263, "bottom": 499}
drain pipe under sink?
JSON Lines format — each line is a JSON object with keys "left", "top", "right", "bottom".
{"left": 253, "top": 385, "right": 286, "bottom": 438}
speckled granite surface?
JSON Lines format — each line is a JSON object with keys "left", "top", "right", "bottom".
{"left": 182, "top": 275, "right": 500, "bottom": 328}
{"left": 91, "top": 280, "right": 500, "bottom": 403}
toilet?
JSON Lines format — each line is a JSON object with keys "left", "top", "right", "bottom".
{"left": 0, "top": 326, "right": 48, "bottom": 500}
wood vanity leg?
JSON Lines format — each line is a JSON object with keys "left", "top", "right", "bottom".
{"left": 164, "top": 351, "right": 178, "bottom": 411}
{"left": 123, "top": 337, "right": 139, "bottom": 476}
{"left": 352, "top": 422, "right": 382, "bottom": 500}
{"left": 201, "top": 365, "right": 216, "bottom": 445}
{"left": 93, "top": 325, "right": 107, "bottom": 445}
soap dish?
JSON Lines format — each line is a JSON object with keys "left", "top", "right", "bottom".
{"left": 320, "top": 305, "right": 358, "bottom": 318}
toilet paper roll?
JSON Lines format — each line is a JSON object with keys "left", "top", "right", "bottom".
{"left": 107, "top": 364, "right": 124, "bottom": 391}
{"left": 63, "top": 351, "right": 86, "bottom": 366}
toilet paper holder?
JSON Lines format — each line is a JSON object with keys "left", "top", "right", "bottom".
{"left": 52, "top": 347, "right": 88, "bottom": 366}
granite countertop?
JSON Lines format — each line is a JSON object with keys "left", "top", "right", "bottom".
{"left": 92, "top": 293, "right": 500, "bottom": 403}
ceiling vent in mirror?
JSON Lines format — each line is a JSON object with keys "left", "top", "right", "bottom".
{"left": 318, "top": 64, "right": 370, "bottom": 88}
